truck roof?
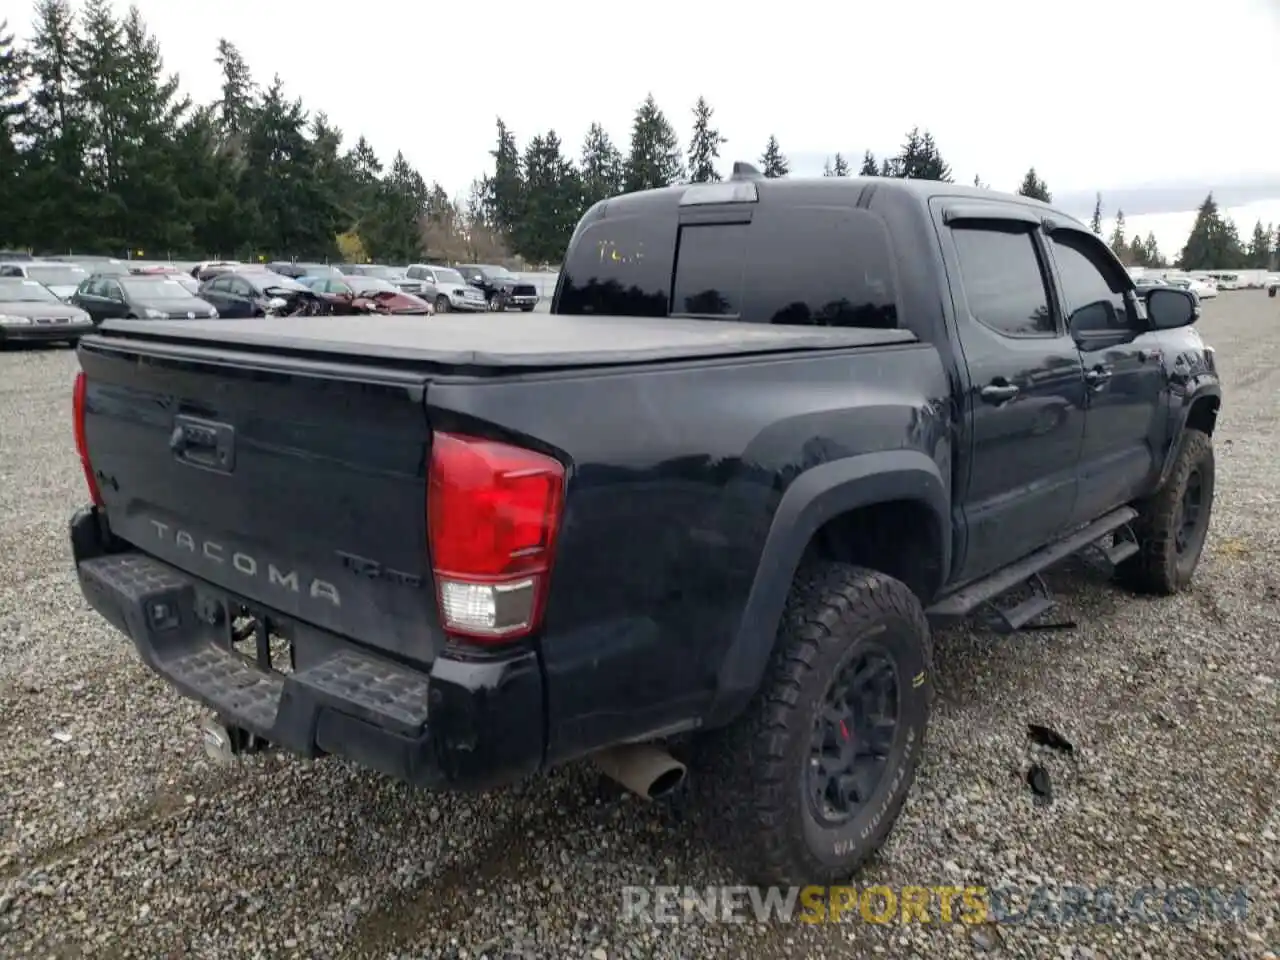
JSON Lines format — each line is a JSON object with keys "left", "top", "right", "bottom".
{"left": 596, "top": 173, "right": 1070, "bottom": 221}
{"left": 93, "top": 313, "right": 917, "bottom": 370}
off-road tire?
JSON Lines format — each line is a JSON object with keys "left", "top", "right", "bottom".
{"left": 694, "top": 563, "right": 933, "bottom": 885}
{"left": 1118, "top": 428, "right": 1214, "bottom": 595}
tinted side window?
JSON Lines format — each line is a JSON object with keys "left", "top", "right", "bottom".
{"left": 556, "top": 216, "right": 672, "bottom": 316}
{"left": 102, "top": 281, "right": 122, "bottom": 299}
{"left": 406, "top": 266, "right": 424, "bottom": 279}
{"left": 1050, "top": 232, "right": 1132, "bottom": 334}
{"left": 743, "top": 207, "right": 898, "bottom": 329}
{"left": 951, "top": 224, "right": 1054, "bottom": 337}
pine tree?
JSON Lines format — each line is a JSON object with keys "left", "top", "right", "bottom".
{"left": 624, "top": 93, "right": 682, "bottom": 192}
{"left": 21, "top": 0, "right": 96, "bottom": 252}
{"left": 973, "top": 174, "right": 989, "bottom": 189}
{"left": 1142, "top": 232, "right": 1165, "bottom": 268}
{"left": 1109, "top": 209, "right": 1126, "bottom": 256}
{"left": 1178, "top": 193, "right": 1246, "bottom": 270}
{"left": 686, "top": 96, "right": 725, "bottom": 183}
{"left": 879, "top": 157, "right": 896, "bottom": 177}
{"left": 213, "top": 39, "right": 254, "bottom": 139}
{"left": 0, "top": 19, "right": 30, "bottom": 246}
{"left": 1090, "top": 194, "right": 1103, "bottom": 234}
{"left": 859, "top": 151, "right": 878, "bottom": 176}
{"left": 580, "top": 122, "right": 623, "bottom": 208}
{"left": 822, "top": 157, "right": 833, "bottom": 177}
{"left": 1016, "top": 167, "right": 1051, "bottom": 202}
{"left": 486, "top": 117, "right": 524, "bottom": 233}
{"left": 1246, "top": 220, "right": 1273, "bottom": 269}
{"left": 832, "top": 153, "right": 849, "bottom": 176}
{"left": 759, "top": 135, "right": 788, "bottom": 178}
{"left": 513, "top": 129, "right": 580, "bottom": 264}
{"left": 893, "top": 127, "right": 951, "bottom": 181}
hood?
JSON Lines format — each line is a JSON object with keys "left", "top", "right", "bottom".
{"left": 0, "top": 299, "right": 92, "bottom": 321}
{"left": 136, "top": 296, "right": 218, "bottom": 317}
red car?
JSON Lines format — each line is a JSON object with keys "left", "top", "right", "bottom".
{"left": 301, "top": 275, "right": 433, "bottom": 315}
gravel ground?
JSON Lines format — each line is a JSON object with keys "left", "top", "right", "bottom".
{"left": 1, "top": 295, "right": 1277, "bottom": 959}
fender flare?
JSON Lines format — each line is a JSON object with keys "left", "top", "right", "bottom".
{"left": 709, "top": 450, "right": 949, "bottom": 723}
{"left": 1159, "top": 382, "right": 1221, "bottom": 486}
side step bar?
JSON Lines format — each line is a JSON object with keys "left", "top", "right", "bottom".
{"left": 926, "top": 506, "right": 1139, "bottom": 624}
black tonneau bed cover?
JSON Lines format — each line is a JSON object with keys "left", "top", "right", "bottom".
{"left": 91, "top": 314, "right": 917, "bottom": 370}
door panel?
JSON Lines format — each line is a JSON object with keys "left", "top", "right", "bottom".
{"left": 942, "top": 217, "right": 1087, "bottom": 583}
{"left": 1046, "top": 229, "right": 1169, "bottom": 524}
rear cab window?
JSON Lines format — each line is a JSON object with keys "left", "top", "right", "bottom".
{"left": 556, "top": 197, "right": 899, "bottom": 328}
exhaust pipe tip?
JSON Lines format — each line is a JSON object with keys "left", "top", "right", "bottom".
{"left": 592, "top": 743, "right": 687, "bottom": 801}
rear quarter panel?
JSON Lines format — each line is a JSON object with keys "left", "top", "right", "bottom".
{"left": 426, "top": 344, "right": 951, "bottom": 762}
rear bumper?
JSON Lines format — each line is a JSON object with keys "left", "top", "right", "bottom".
{"left": 70, "top": 506, "right": 545, "bottom": 790}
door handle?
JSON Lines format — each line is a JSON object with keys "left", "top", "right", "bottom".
{"left": 980, "top": 382, "right": 1020, "bottom": 404}
{"left": 1085, "top": 366, "right": 1113, "bottom": 387}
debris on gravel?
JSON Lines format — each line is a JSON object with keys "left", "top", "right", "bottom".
{"left": 2, "top": 295, "right": 1278, "bottom": 959}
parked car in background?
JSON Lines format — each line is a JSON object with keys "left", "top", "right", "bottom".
{"left": 1267, "top": 274, "right": 1279, "bottom": 297}
{"left": 456, "top": 263, "right": 540, "bottom": 311}
{"left": 267, "top": 261, "right": 343, "bottom": 280}
{"left": 0, "top": 276, "right": 93, "bottom": 346}
{"left": 1167, "top": 275, "right": 1217, "bottom": 300}
{"left": 191, "top": 260, "right": 243, "bottom": 281}
{"left": 197, "top": 269, "right": 325, "bottom": 317}
{"left": 1133, "top": 277, "right": 1168, "bottom": 290}
{"left": 403, "top": 264, "right": 489, "bottom": 313}
{"left": 341, "top": 264, "right": 429, "bottom": 298}
{"left": 71, "top": 274, "right": 219, "bottom": 323}
{"left": 0, "top": 250, "right": 33, "bottom": 261}
{"left": 0, "top": 260, "right": 90, "bottom": 299}
{"left": 299, "top": 275, "right": 432, "bottom": 315}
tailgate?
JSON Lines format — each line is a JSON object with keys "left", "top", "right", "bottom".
{"left": 77, "top": 337, "right": 444, "bottom": 663}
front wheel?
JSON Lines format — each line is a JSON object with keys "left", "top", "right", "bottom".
{"left": 695, "top": 563, "right": 933, "bottom": 885}
{"left": 435, "top": 295, "right": 450, "bottom": 313}
{"left": 1117, "top": 429, "right": 1215, "bottom": 594}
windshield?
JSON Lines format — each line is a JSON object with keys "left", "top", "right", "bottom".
{"left": 122, "top": 278, "right": 193, "bottom": 299}
{"left": 350, "top": 277, "right": 398, "bottom": 294}
{"left": 25, "top": 265, "right": 88, "bottom": 286}
{"left": 0, "top": 278, "right": 59, "bottom": 302}
{"left": 433, "top": 268, "right": 465, "bottom": 285}
{"left": 172, "top": 275, "right": 200, "bottom": 294}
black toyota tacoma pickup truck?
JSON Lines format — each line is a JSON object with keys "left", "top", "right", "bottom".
{"left": 68, "top": 168, "right": 1221, "bottom": 884}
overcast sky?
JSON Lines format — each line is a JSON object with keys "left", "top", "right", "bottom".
{"left": 13, "top": 0, "right": 1280, "bottom": 257}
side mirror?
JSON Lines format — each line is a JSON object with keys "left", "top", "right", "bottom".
{"left": 1145, "top": 287, "right": 1198, "bottom": 329}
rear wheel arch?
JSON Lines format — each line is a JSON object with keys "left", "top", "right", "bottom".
{"left": 709, "top": 451, "right": 949, "bottom": 724}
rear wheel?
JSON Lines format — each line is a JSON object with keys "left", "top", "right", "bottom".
{"left": 695, "top": 563, "right": 933, "bottom": 884}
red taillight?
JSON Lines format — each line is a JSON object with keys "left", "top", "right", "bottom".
{"left": 73, "top": 371, "right": 103, "bottom": 507}
{"left": 427, "top": 432, "right": 565, "bottom": 643}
